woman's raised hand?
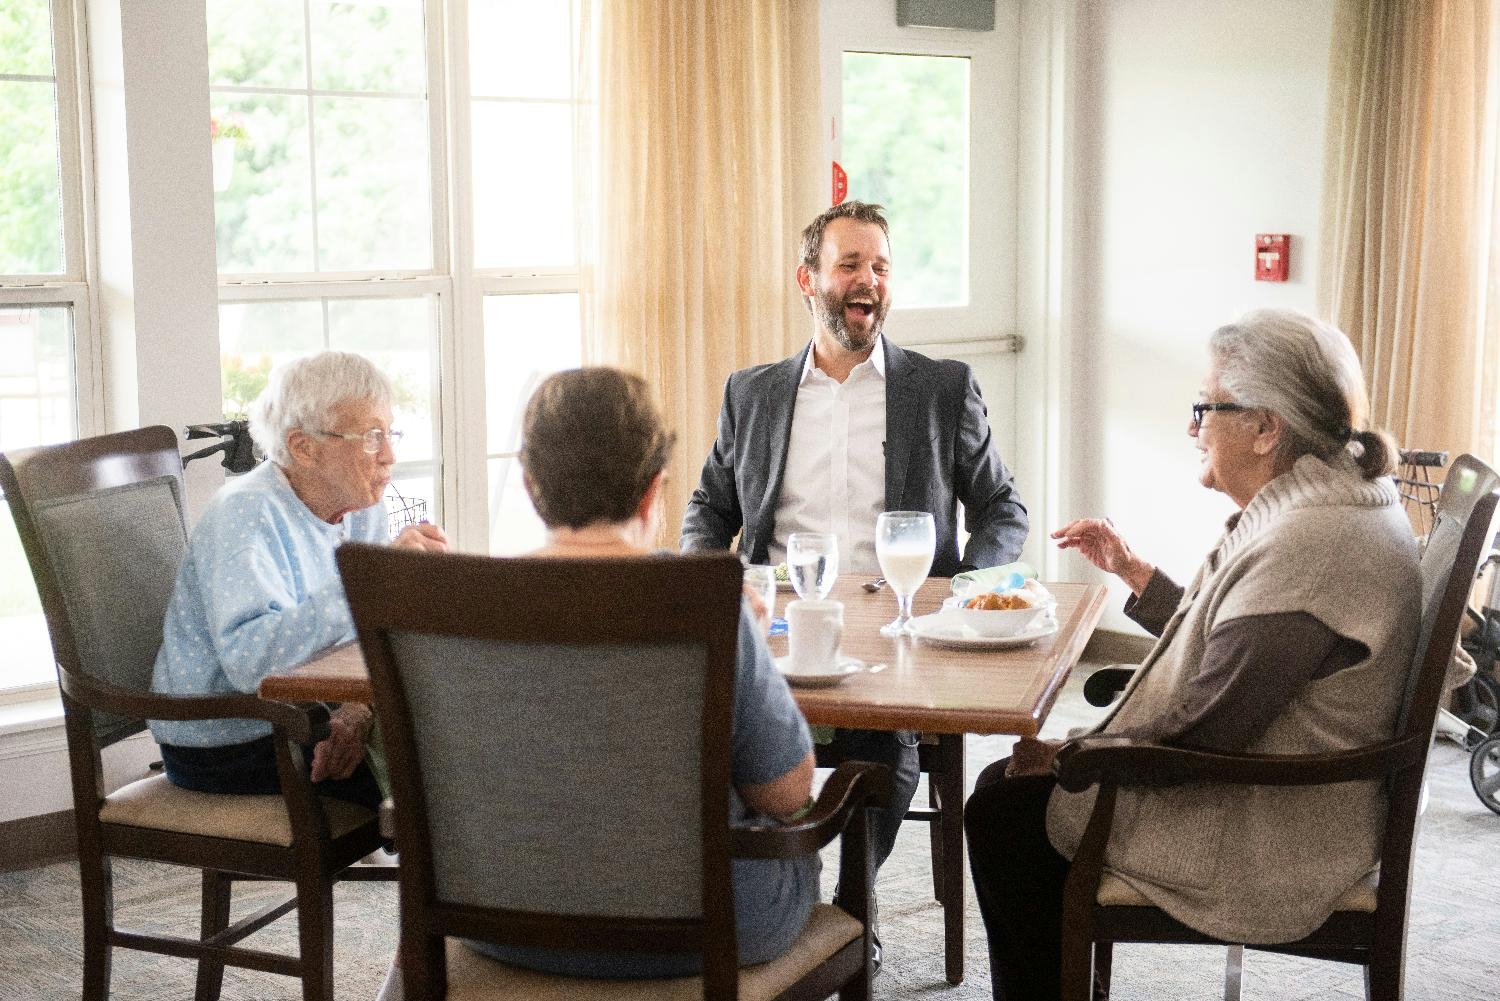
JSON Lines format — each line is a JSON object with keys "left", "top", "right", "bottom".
{"left": 1051, "top": 517, "right": 1155, "bottom": 595}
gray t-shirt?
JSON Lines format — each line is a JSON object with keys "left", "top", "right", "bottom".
{"left": 470, "top": 605, "right": 817, "bottom": 977}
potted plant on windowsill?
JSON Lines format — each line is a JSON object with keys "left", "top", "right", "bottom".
{"left": 210, "top": 116, "right": 249, "bottom": 192}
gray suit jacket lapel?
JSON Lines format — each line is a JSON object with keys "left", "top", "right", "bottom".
{"left": 750, "top": 346, "right": 808, "bottom": 549}
{"left": 884, "top": 339, "right": 917, "bottom": 508}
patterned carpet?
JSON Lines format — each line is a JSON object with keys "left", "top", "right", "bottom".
{"left": 2, "top": 665, "right": 1497, "bottom": 1000}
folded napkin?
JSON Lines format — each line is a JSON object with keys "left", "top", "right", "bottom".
{"left": 950, "top": 560, "right": 1038, "bottom": 596}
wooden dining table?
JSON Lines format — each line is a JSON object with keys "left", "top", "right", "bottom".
{"left": 259, "top": 575, "right": 1107, "bottom": 986}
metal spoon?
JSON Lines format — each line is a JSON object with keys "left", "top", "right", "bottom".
{"left": 862, "top": 577, "right": 887, "bottom": 593}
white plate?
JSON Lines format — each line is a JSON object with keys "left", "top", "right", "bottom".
{"left": 773, "top": 654, "right": 868, "bottom": 687}
{"left": 908, "top": 613, "right": 1059, "bottom": 649}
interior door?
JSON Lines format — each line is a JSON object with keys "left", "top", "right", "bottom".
{"left": 819, "top": 0, "right": 1021, "bottom": 469}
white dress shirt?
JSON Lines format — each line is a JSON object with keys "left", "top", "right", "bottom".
{"left": 769, "top": 338, "right": 887, "bottom": 575}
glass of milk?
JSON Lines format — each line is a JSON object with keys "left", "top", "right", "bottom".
{"left": 875, "top": 511, "right": 936, "bottom": 636}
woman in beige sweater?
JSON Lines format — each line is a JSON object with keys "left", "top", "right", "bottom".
{"left": 965, "top": 309, "right": 1421, "bottom": 1001}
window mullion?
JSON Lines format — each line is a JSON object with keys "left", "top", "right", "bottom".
{"left": 302, "top": 0, "right": 322, "bottom": 274}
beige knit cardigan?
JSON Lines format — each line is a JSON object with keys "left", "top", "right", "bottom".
{"left": 1047, "top": 453, "right": 1421, "bottom": 943}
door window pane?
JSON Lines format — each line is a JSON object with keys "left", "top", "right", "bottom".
{"left": 484, "top": 292, "right": 580, "bottom": 553}
{"left": 0, "top": 1, "right": 64, "bottom": 275}
{"left": 841, "top": 51, "right": 969, "bottom": 308}
{"left": 0, "top": 304, "right": 76, "bottom": 691}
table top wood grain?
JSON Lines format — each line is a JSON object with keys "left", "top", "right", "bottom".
{"left": 259, "top": 577, "right": 1107, "bottom": 739}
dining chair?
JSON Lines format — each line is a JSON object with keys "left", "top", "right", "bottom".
{"left": 0, "top": 426, "right": 388, "bottom": 1001}
{"left": 338, "top": 545, "right": 891, "bottom": 1000}
{"left": 812, "top": 731, "right": 965, "bottom": 984}
{"left": 1052, "top": 453, "right": 1500, "bottom": 1001}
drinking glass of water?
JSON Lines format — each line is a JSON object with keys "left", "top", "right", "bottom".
{"left": 742, "top": 564, "right": 777, "bottom": 633}
{"left": 787, "top": 532, "right": 839, "bottom": 601}
{"left": 875, "top": 511, "right": 936, "bottom": 636}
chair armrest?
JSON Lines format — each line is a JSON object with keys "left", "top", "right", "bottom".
{"left": 731, "top": 761, "right": 892, "bottom": 859}
{"left": 59, "top": 669, "right": 316, "bottom": 744}
{"left": 1052, "top": 733, "right": 1427, "bottom": 793}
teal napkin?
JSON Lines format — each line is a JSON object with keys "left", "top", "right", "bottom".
{"left": 950, "top": 560, "right": 1038, "bottom": 596}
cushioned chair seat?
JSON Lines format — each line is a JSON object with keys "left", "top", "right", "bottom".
{"left": 442, "top": 903, "right": 864, "bottom": 1001}
{"left": 98, "top": 773, "right": 375, "bottom": 846}
{"left": 1096, "top": 869, "right": 1378, "bottom": 913}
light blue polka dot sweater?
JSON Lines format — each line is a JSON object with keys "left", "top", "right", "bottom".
{"left": 149, "top": 462, "right": 386, "bottom": 748}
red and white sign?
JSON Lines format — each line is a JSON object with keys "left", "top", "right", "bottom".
{"left": 1255, "top": 234, "right": 1290, "bottom": 282}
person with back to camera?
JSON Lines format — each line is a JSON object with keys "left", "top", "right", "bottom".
{"left": 456, "top": 366, "right": 820, "bottom": 980}
{"left": 149, "top": 350, "right": 447, "bottom": 810}
{"left": 963, "top": 309, "right": 1421, "bottom": 1001}
{"left": 681, "top": 202, "right": 1029, "bottom": 938}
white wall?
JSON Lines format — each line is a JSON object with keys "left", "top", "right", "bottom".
{"left": 1049, "top": 0, "right": 1335, "bottom": 631}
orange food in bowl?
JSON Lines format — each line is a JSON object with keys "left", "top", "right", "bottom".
{"left": 964, "top": 591, "right": 1033, "bottom": 611}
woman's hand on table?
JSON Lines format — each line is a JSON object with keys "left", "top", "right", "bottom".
{"left": 1050, "top": 518, "right": 1155, "bottom": 595}
{"left": 310, "top": 703, "right": 372, "bottom": 782}
{"left": 394, "top": 522, "right": 449, "bottom": 552}
{"left": 1005, "top": 737, "right": 1063, "bottom": 779}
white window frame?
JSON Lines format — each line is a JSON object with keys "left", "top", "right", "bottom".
{"left": 0, "top": 0, "right": 102, "bottom": 701}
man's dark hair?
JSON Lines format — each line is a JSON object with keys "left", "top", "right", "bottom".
{"left": 798, "top": 200, "right": 890, "bottom": 273}
{"left": 520, "top": 367, "right": 676, "bottom": 529}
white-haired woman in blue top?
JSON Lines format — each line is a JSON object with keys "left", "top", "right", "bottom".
{"left": 149, "top": 350, "right": 447, "bottom": 807}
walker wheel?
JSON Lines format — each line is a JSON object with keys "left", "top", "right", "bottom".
{"left": 1470, "top": 736, "right": 1500, "bottom": 816}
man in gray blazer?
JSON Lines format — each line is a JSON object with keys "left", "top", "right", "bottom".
{"left": 681, "top": 201, "right": 1029, "bottom": 897}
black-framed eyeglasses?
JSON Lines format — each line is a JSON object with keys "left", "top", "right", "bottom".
{"left": 310, "top": 428, "right": 403, "bottom": 454}
{"left": 1190, "top": 402, "right": 1248, "bottom": 430}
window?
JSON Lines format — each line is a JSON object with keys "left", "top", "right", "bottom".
{"left": 842, "top": 51, "right": 969, "bottom": 308}
{"left": 206, "top": 0, "right": 592, "bottom": 550}
{"left": 468, "top": 0, "right": 589, "bottom": 554}
{"left": 484, "top": 292, "right": 581, "bottom": 553}
{"left": 0, "top": 0, "right": 94, "bottom": 694}
{"left": 217, "top": 292, "right": 440, "bottom": 517}
{"left": 208, "top": 0, "right": 441, "bottom": 513}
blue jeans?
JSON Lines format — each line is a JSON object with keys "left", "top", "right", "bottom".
{"left": 159, "top": 734, "right": 382, "bottom": 811}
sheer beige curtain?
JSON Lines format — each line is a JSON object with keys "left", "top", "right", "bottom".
{"left": 575, "top": 0, "right": 823, "bottom": 544}
{"left": 1320, "top": 0, "right": 1500, "bottom": 463}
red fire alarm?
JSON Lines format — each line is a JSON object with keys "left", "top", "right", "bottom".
{"left": 832, "top": 161, "right": 848, "bottom": 205}
{"left": 1255, "top": 234, "right": 1290, "bottom": 282}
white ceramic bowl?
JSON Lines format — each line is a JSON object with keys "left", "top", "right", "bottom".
{"left": 938, "top": 593, "right": 1056, "bottom": 637}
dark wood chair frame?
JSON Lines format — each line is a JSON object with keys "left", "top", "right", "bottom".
{"left": 814, "top": 731, "right": 965, "bottom": 984}
{"left": 338, "top": 545, "right": 893, "bottom": 1001}
{"left": 1, "top": 426, "right": 391, "bottom": 1001}
{"left": 1052, "top": 453, "right": 1500, "bottom": 1001}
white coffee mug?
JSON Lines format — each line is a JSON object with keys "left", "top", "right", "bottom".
{"left": 786, "top": 599, "right": 843, "bottom": 672}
